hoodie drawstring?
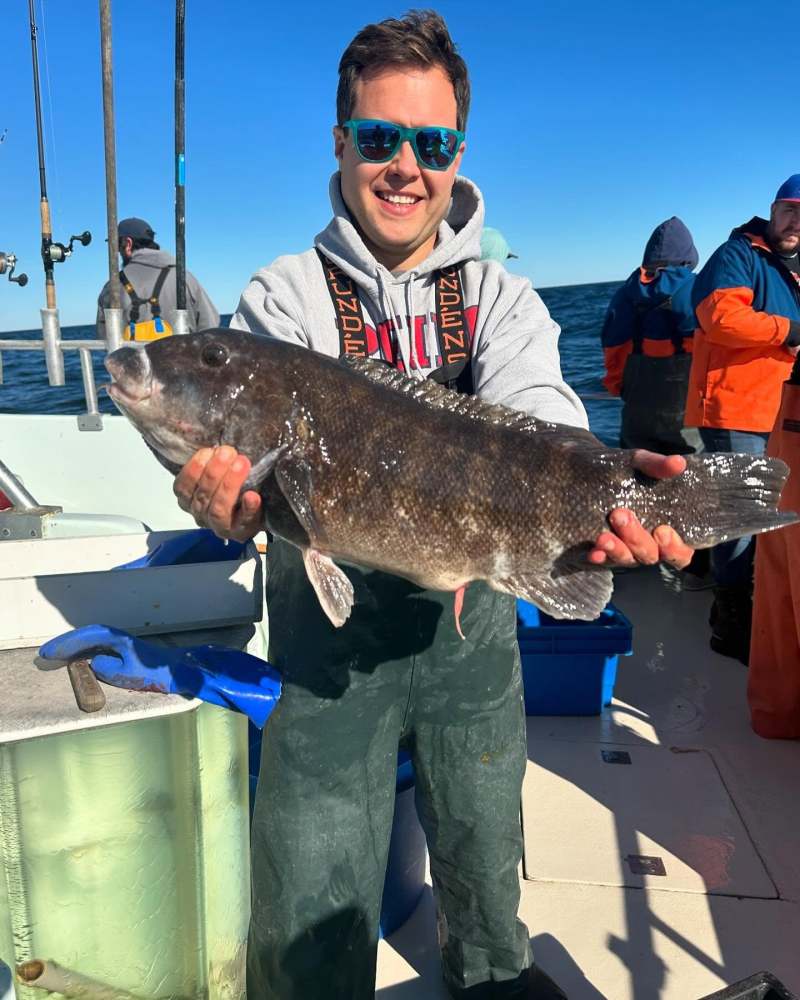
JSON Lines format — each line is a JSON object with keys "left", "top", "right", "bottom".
{"left": 376, "top": 268, "right": 424, "bottom": 381}
{"left": 404, "top": 276, "right": 423, "bottom": 381}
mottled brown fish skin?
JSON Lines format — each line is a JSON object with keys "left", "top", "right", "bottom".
{"left": 105, "top": 329, "right": 797, "bottom": 621}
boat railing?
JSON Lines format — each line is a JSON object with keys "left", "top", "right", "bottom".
{"left": 0, "top": 314, "right": 125, "bottom": 431}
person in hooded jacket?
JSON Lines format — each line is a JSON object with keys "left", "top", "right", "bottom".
{"left": 96, "top": 217, "right": 219, "bottom": 341}
{"left": 601, "top": 217, "right": 700, "bottom": 455}
{"left": 170, "top": 12, "right": 694, "bottom": 1000}
{"left": 685, "top": 175, "right": 800, "bottom": 665}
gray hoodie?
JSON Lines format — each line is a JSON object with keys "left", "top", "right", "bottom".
{"left": 231, "top": 174, "right": 587, "bottom": 429}
{"left": 96, "top": 247, "right": 220, "bottom": 338}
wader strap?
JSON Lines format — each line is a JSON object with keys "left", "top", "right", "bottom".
{"left": 317, "top": 250, "right": 472, "bottom": 392}
{"left": 432, "top": 265, "right": 470, "bottom": 387}
{"left": 119, "top": 265, "right": 174, "bottom": 322}
{"left": 119, "top": 270, "right": 145, "bottom": 324}
{"left": 148, "top": 265, "right": 174, "bottom": 319}
{"left": 317, "top": 252, "right": 369, "bottom": 356}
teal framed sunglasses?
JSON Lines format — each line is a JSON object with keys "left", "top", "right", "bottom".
{"left": 342, "top": 119, "right": 465, "bottom": 171}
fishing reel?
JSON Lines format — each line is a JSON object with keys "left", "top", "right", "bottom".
{"left": 0, "top": 252, "right": 28, "bottom": 287}
{"left": 45, "top": 230, "right": 92, "bottom": 264}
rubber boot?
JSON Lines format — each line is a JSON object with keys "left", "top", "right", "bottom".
{"left": 709, "top": 585, "right": 752, "bottom": 665}
{"left": 527, "top": 965, "right": 569, "bottom": 999}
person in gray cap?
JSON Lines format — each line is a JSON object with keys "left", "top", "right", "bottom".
{"left": 96, "top": 217, "right": 220, "bottom": 341}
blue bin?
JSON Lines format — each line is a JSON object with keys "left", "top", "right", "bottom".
{"left": 517, "top": 601, "right": 633, "bottom": 715}
{"left": 248, "top": 729, "right": 426, "bottom": 937}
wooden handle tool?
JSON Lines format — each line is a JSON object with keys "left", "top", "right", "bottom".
{"left": 67, "top": 658, "right": 107, "bottom": 713}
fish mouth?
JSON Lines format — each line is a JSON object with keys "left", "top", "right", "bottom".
{"left": 105, "top": 348, "right": 153, "bottom": 407}
{"left": 106, "top": 381, "right": 152, "bottom": 407}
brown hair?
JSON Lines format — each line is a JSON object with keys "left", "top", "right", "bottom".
{"left": 337, "top": 10, "right": 470, "bottom": 131}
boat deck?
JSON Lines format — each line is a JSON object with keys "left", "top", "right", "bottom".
{"left": 376, "top": 567, "right": 800, "bottom": 998}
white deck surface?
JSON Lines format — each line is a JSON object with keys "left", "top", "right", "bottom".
{"left": 376, "top": 568, "right": 800, "bottom": 998}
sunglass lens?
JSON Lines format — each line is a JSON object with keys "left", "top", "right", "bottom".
{"left": 355, "top": 122, "right": 400, "bottom": 161}
{"left": 415, "top": 128, "right": 459, "bottom": 169}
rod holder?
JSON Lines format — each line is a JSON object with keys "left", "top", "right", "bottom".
{"left": 172, "top": 309, "right": 190, "bottom": 336}
{"left": 78, "top": 348, "right": 99, "bottom": 416}
{"left": 103, "top": 307, "right": 124, "bottom": 352}
{"left": 41, "top": 307, "right": 65, "bottom": 385}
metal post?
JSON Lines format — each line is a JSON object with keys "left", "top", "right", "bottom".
{"left": 78, "top": 348, "right": 99, "bottom": 416}
{"left": 173, "top": 0, "right": 189, "bottom": 336}
{"left": 99, "top": 0, "right": 123, "bottom": 352}
{"left": 0, "top": 459, "right": 39, "bottom": 510}
{"left": 41, "top": 307, "right": 64, "bottom": 385}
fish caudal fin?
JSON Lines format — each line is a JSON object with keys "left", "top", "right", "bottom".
{"left": 302, "top": 548, "right": 354, "bottom": 628}
{"left": 655, "top": 453, "right": 799, "bottom": 548}
{"left": 492, "top": 567, "right": 614, "bottom": 622}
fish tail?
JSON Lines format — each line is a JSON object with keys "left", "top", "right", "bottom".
{"left": 645, "top": 452, "right": 799, "bottom": 548}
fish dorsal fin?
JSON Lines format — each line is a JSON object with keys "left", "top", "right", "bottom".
{"left": 341, "top": 356, "right": 600, "bottom": 445}
{"left": 491, "top": 566, "right": 614, "bottom": 622}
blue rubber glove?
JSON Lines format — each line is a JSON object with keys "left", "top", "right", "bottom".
{"left": 39, "top": 625, "right": 281, "bottom": 729}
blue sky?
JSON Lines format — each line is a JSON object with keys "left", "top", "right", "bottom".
{"left": 0, "top": 0, "right": 795, "bottom": 332}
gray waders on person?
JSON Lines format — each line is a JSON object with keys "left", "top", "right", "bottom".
{"left": 247, "top": 538, "right": 533, "bottom": 999}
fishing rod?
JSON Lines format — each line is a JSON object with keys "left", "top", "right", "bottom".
{"left": 0, "top": 253, "right": 28, "bottom": 287}
{"left": 173, "top": 0, "right": 188, "bottom": 335}
{"left": 27, "top": 0, "right": 92, "bottom": 383}
{"left": 98, "top": 0, "right": 123, "bottom": 350}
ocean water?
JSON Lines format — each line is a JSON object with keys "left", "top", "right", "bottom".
{"left": 0, "top": 280, "right": 623, "bottom": 443}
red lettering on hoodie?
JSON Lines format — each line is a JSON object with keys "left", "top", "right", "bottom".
{"left": 363, "top": 304, "right": 479, "bottom": 371}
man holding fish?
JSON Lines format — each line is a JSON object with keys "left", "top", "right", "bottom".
{"left": 172, "top": 12, "right": 693, "bottom": 999}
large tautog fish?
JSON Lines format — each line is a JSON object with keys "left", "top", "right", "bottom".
{"left": 105, "top": 329, "right": 798, "bottom": 627}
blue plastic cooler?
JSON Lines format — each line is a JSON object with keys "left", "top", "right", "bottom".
{"left": 517, "top": 600, "right": 633, "bottom": 715}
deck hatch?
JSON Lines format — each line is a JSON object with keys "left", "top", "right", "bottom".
{"left": 522, "top": 738, "right": 777, "bottom": 898}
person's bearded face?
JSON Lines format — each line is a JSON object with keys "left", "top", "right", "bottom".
{"left": 768, "top": 201, "right": 800, "bottom": 253}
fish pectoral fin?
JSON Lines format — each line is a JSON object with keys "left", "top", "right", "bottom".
{"left": 491, "top": 567, "right": 614, "bottom": 621}
{"left": 243, "top": 445, "right": 286, "bottom": 492}
{"left": 302, "top": 548, "right": 354, "bottom": 628}
{"left": 274, "top": 455, "right": 329, "bottom": 548}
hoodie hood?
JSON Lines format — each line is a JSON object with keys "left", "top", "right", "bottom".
{"left": 126, "top": 248, "right": 177, "bottom": 270}
{"left": 731, "top": 216, "right": 773, "bottom": 253}
{"left": 314, "top": 172, "right": 484, "bottom": 291}
{"left": 642, "top": 217, "right": 698, "bottom": 270}
{"left": 624, "top": 264, "right": 695, "bottom": 306}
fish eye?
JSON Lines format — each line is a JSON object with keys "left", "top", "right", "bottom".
{"left": 201, "top": 342, "right": 229, "bottom": 368}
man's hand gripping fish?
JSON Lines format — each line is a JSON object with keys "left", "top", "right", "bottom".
{"left": 105, "top": 329, "right": 798, "bottom": 631}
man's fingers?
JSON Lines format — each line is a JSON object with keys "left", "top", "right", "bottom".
{"left": 589, "top": 532, "right": 635, "bottom": 567}
{"left": 174, "top": 448, "right": 214, "bottom": 511}
{"left": 194, "top": 449, "right": 251, "bottom": 527}
{"left": 607, "top": 510, "right": 659, "bottom": 565}
{"left": 631, "top": 450, "right": 687, "bottom": 480}
{"left": 654, "top": 525, "right": 694, "bottom": 569}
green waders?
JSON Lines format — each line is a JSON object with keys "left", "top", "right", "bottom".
{"left": 247, "top": 540, "right": 533, "bottom": 999}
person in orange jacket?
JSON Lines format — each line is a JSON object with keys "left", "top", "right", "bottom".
{"left": 686, "top": 175, "right": 800, "bottom": 664}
